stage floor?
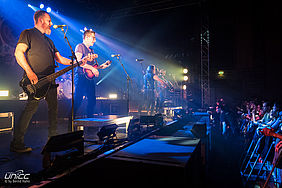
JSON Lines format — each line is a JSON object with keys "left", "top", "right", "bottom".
{"left": 0, "top": 116, "right": 197, "bottom": 186}
{"left": 0, "top": 115, "right": 244, "bottom": 187}
{"left": 108, "top": 136, "right": 200, "bottom": 167}
{"left": 0, "top": 119, "right": 69, "bottom": 180}
{"left": 0, "top": 114, "right": 133, "bottom": 178}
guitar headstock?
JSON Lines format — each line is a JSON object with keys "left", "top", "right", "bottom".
{"left": 105, "top": 60, "right": 112, "bottom": 65}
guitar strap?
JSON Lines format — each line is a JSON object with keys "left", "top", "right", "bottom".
{"left": 89, "top": 46, "right": 98, "bottom": 66}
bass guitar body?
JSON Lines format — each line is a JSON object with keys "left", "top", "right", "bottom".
{"left": 20, "top": 75, "right": 51, "bottom": 100}
{"left": 19, "top": 59, "right": 84, "bottom": 100}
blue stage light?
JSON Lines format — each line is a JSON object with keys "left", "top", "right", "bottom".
{"left": 46, "top": 7, "right": 51, "bottom": 13}
{"left": 40, "top": 4, "right": 44, "bottom": 9}
{"left": 28, "top": 4, "right": 32, "bottom": 7}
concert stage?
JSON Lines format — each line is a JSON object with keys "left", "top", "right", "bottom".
{"left": 0, "top": 109, "right": 247, "bottom": 188}
{"left": 0, "top": 113, "right": 207, "bottom": 187}
{"left": 46, "top": 136, "right": 203, "bottom": 187}
{"left": 74, "top": 115, "right": 133, "bottom": 140}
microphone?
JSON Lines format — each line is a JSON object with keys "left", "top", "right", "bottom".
{"left": 111, "top": 54, "right": 120, "bottom": 57}
{"left": 136, "top": 58, "right": 144, "bottom": 62}
{"left": 53, "top": 24, "right": 67, "bottom": 29}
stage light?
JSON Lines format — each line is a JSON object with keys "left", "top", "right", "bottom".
{"left": 0, "top": 90, "right": 9, "bottom": 97}
{"left": 46, "top": 7, "right": 51, "bottom": 13}
{"left": 183, "top": 85, "right": 187, "bottom": 90}
{"left": 27, "top": 4, "right": 37, "bottom": 11}
{"left": 183, "top": 75, "right": 188, "bottom": 81}
{"left": 40, "top": 4, "right": 44, "bottom": 9}
{"left": 218, "top": 70, "right": 224, "bottom": 77}
{"left": 109, "top": 93, "right": 117, "bottom": 99}
{"left": 183, "top": 68, "right": 188, "bottom": 74}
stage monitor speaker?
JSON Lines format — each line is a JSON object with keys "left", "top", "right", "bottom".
{"left": 128, "top": 118, "right": 141, "bottom": 139}
{"left": 192, "top": 112, "right": 210, "bottom": 125}
{"left": 97, "top": 124, "right": 118, "bottom": 141}
{"left": 41, "top": 130, "right": 84, "bottom": 168}
{"left": 191, "top": 122, "right": 207, "bottom": 138}
{"left": 173, "top": 109, "right": 186, "bottom": 120}
{"left": 154, "top": 113, "right": 164, "bottom": 127}
{"left": 140, "top": 115, "right": 155, "bottom": 125}
{"left": 140, "top": 114, "right": 163, "bottom": 127}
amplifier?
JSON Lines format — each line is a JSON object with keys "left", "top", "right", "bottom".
{"left": 0, "top": 112, "right": 14, "bottom": 132}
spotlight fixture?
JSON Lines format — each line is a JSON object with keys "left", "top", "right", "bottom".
{"left": 82, "top": 27, "right": 93, "bottom": 32}
{"left": 46, "top": 7, "right": 51, "bottom": 13}
{"left": 183, "top": 75, "right": 188, "bottom": 81}
{"left": 218, "top": 70, "right": 224, "bottom": 77}
{"left": 0, "top": 90, "right": 9, "bottom": 97}
{"left": 40, "top": 4, "right": 44, "bottom": 9}
{"left": 183, "top": 68, "right": 188, "bottom": 74}
{"left": 183, "top": 85, "right": 187, "bottom": 90}
{"left": 109, "top": 93, "right": 118, "bottom": 99}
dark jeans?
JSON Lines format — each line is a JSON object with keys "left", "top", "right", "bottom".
{"left": 74, "top": 75, "right": 96, "bottom": 118}
{"left": 144, "top": 89, "right": 155, "bottom": 115}
{"left": 12, "top": 87, "right": 58, "bottom": 146}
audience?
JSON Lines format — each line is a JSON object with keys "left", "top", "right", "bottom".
{"left": 235, "top": 99, "right": 282, "bottom": 185}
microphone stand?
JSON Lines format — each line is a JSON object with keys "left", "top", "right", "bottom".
{"left": 139, "top": 60, "right": 145, "bottom": 75}
{"left": 138, "top": 60, "right": 145, "bottom": 115}
{"left": 116, "top": 56, "right": 131, "bottom": 115}
{"left": 60, "top": 27, "right": 79, "bottom": 132}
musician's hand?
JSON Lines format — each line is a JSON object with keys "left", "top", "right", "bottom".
{"left": 80, "top": 57, "right": 87, "bottom": 66}
{"left": 27, "top": 71, "right": 38, "bottom": 84}
{"left": 100, "top": 60, "right": 111, "bottom": 69}
{"left": 94, "top": 54, "right": 98, "bottom": 59}
{"left": 91, "top": 68, "right": 99, "bottom": 77}
{"left": 89, "top": 54, "right": 98, "bottom": 61}
{"left": 260, "top": 127, "right": 274, "bottom": 136}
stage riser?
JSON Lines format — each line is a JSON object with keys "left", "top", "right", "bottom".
{"left": 45, "top": 137, "right": 204, "bottom": 186}
{"left": 0, "top": 100, "right": 127, "bottom": 121}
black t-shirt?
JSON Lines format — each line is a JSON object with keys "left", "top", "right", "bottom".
{"left": 17, "top": 27, "right": 58, "bottom": 76}
{"left": 74, "top": 43, "right": 97, "bottom": 75}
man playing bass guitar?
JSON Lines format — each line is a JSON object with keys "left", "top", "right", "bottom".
{"left": 10, "top": 10, "right": 87, "bottom": 153}
{"left": 74, "top": 29, "right": 111, "bottom": 118}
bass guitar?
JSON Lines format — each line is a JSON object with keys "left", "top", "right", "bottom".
{"left": 20, "top": 61, "right": 83, "bottom": 100}
{"left": 83, "top": 60, "right": 111, "bottom": 79}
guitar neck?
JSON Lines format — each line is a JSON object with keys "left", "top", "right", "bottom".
{"left": 93, "top": 60, "right": 112, "bottom": 70}
{"left": 49, "top": 62, "right": 81, "bottom": 80}
{"left": 37, "top": 62, "right": 81, "bottom": 87}
{"left": 95, "top": 66, "right": 103, "bottom": 70}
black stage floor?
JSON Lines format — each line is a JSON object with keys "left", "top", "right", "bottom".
{"left": 0, "top": 117, "right": 244, "bottom": 187}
